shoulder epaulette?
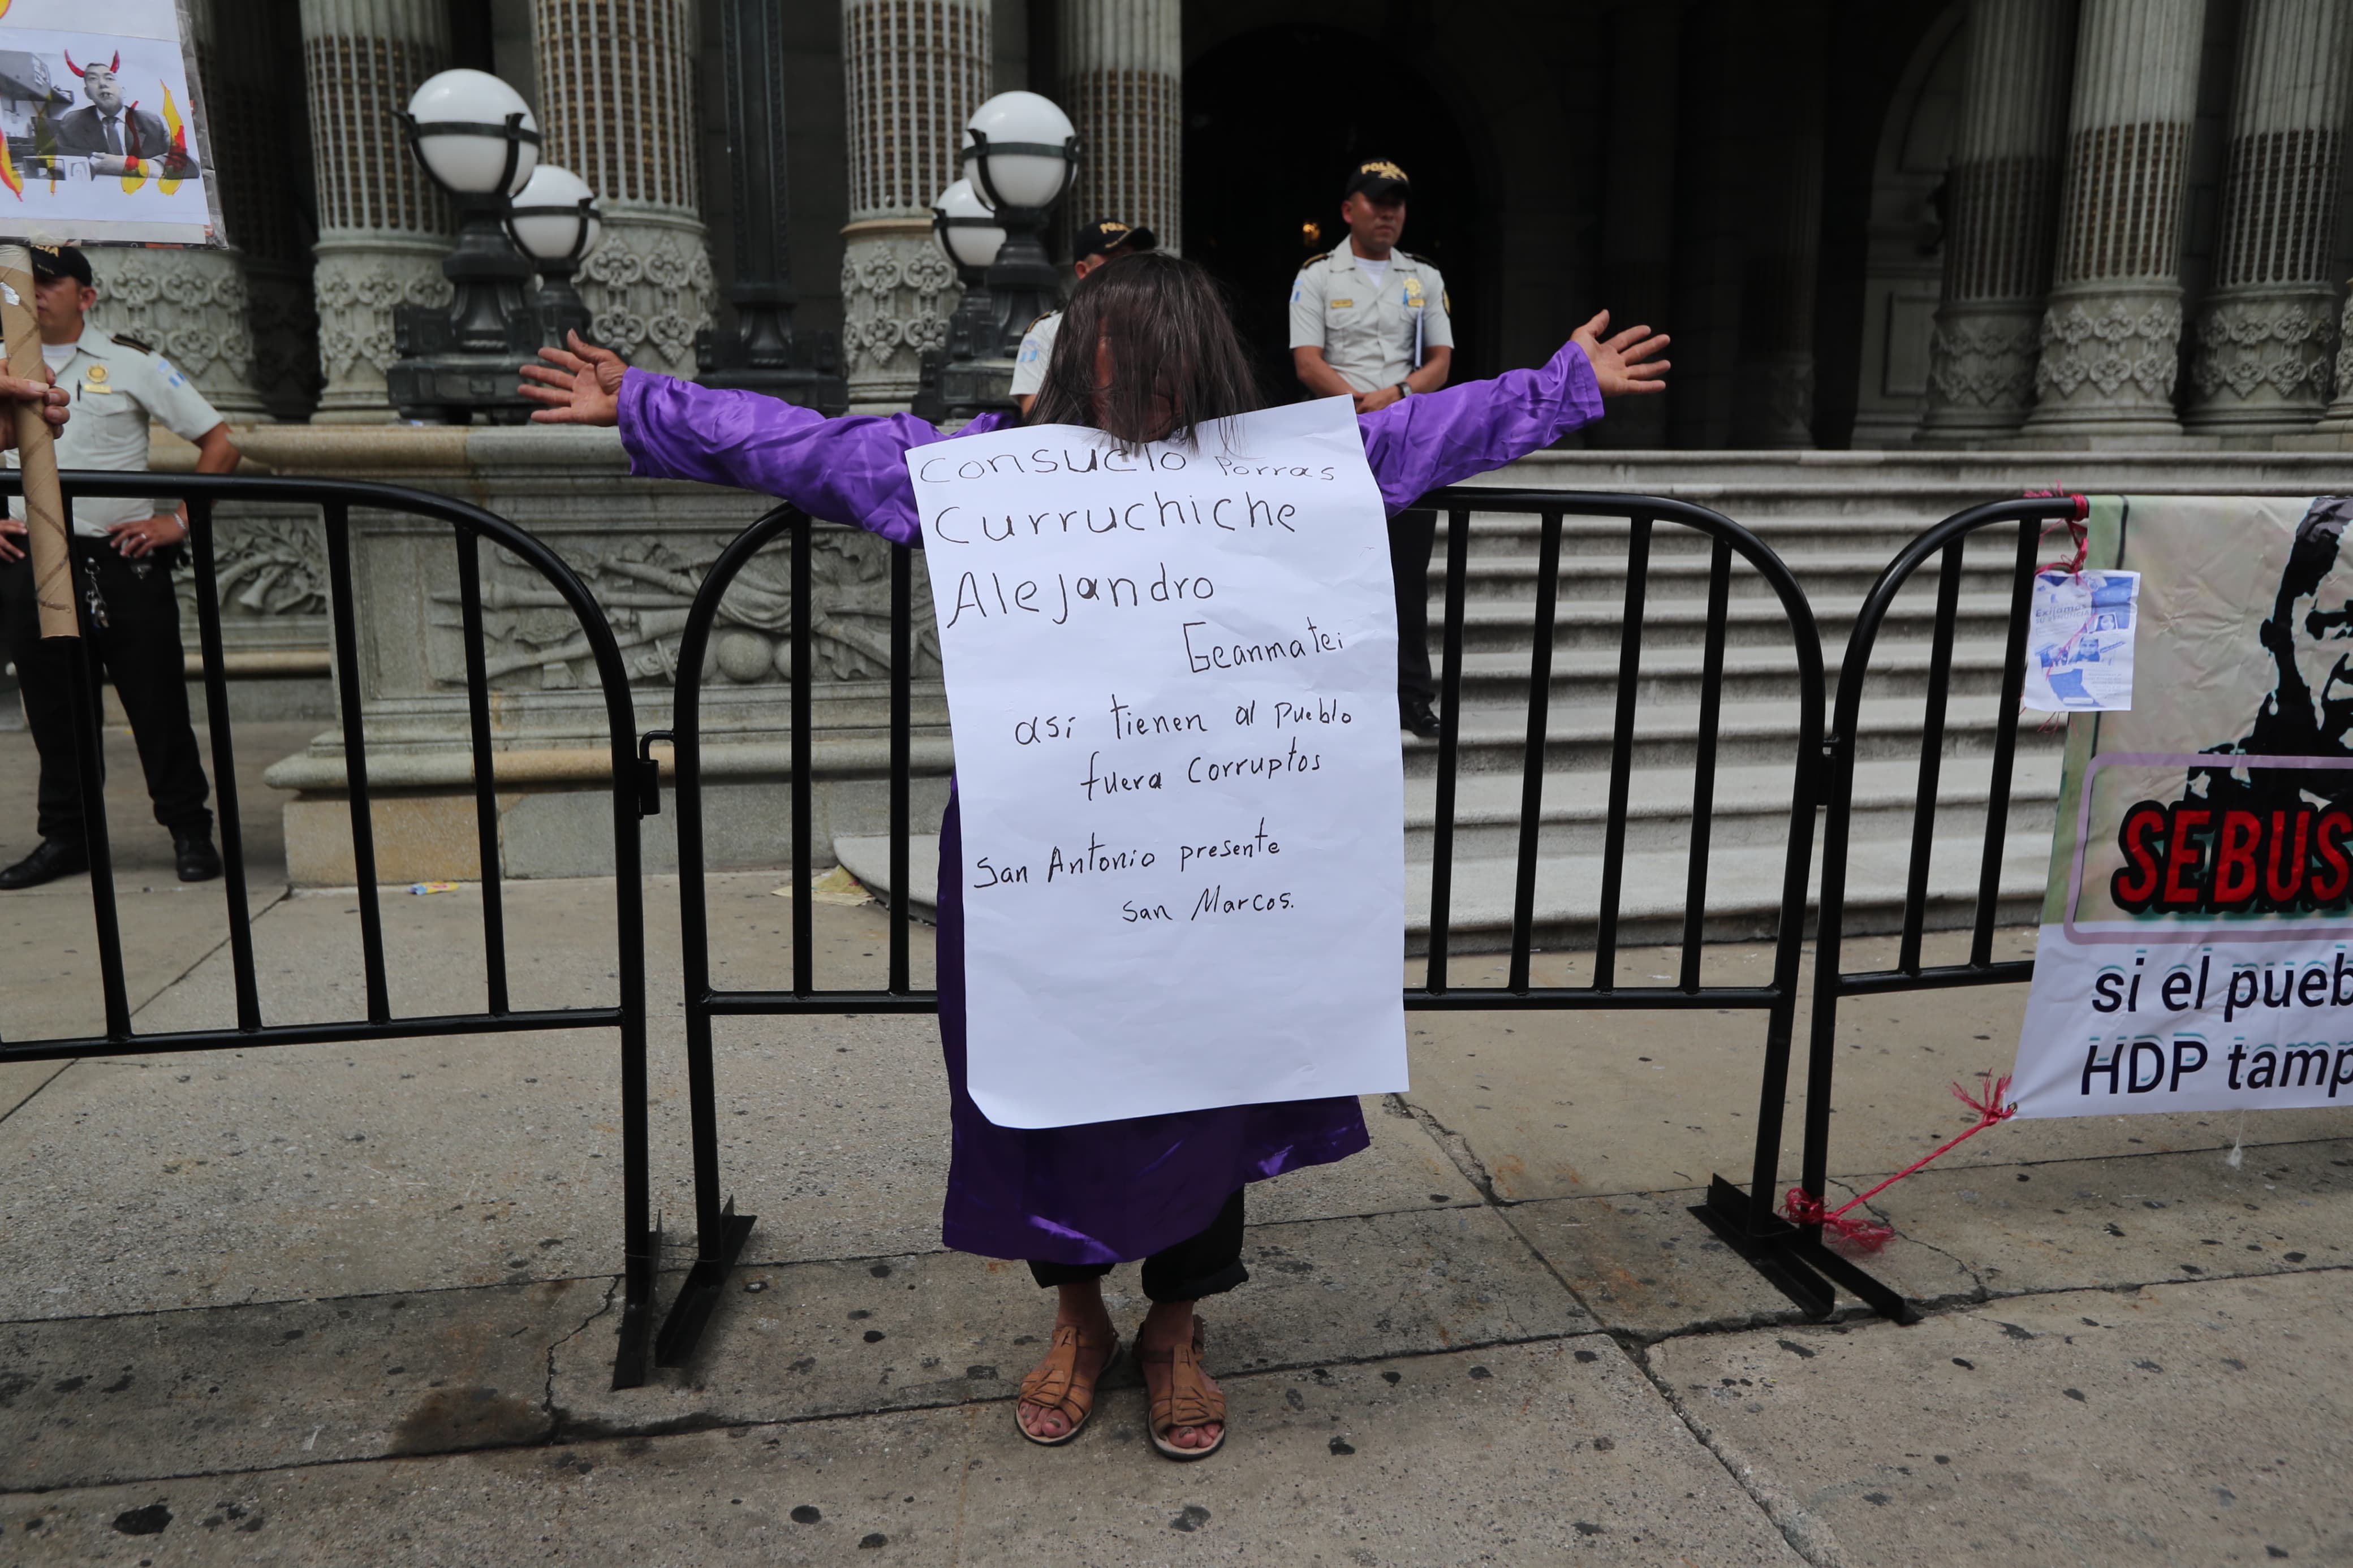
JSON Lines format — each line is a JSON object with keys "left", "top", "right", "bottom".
{"left": 1024, "top": 312, "right": 1056, "bottom": 335}
{"left": 106, "top": 332, "right": 156, "bottom": 355}
{"left": 1299, "top": 252, "right": 1331, "bottom": 271}
{"left": 1397, "top": 250, "right": 1427, "bottom": 265}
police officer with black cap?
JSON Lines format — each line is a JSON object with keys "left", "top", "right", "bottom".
{"left": 1010, "top": 218, "right": 1158, "bottom": 416}
{"left": 1291, "top": 159, "right": 1454, "bottom": 738}
{"left": 0, "top": 244, "right": 240, "bottom": 889}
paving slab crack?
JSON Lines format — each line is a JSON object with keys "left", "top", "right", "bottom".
{"left": 1390, "top": 1092, "right": 1499, "bottom": 1202}
{"left": 546, "top": 1273, "right": 620, "bottom": 1435}
{"left": 1630, "top": 1341, "right": 1851, "bottom": 1568}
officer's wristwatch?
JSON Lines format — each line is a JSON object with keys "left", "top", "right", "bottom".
{"left": 1394, "top": 382, "right": 1413, "bottom": 399}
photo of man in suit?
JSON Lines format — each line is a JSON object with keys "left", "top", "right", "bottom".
{"left": 48, "top": 50, "right": 195, "bottom": 178}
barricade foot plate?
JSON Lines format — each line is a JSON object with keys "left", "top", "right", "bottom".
{"left": 612, "top": 1218, "right": 663, "bottom": 1390}
{"left": 1792, "top": 1236, "right": 1921, "bottom": 1325}
{"left": 1690, "top": 1174, "right": 1837, "bottom": 1320}
{"left": 654, "top": 1200, "right": 759, "bottom": 1369}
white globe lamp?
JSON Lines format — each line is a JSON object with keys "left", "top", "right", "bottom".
{"left": 931, "top": 178, "right": 1006, "bottom": 275}
{"left": 401, "top": 68, "right": 540, "bottom": 196}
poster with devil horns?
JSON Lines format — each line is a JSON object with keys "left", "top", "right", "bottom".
{"left": 0, "top": 0, "right": 220, "bottom": 246}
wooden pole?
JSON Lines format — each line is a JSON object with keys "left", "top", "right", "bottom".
{"left": 0, "top": 243, "right": 74, "bottom": 639}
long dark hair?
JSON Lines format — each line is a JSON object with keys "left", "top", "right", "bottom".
{"left": 1023, "top": 250, "right": 1264, "bottom": 447}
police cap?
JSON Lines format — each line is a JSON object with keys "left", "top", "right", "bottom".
{"left": 29, "top": 245, "right": 93, "bottom": 287}
{"left": 1075, "top": 218, "right": 1157, "bottom": 260}
{"left": 1343, "top": 159, "right": 1411, "bottom": 202}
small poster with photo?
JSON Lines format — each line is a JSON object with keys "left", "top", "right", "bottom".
{"left": 0, "top": 0, "right": 221, "bottom": 247}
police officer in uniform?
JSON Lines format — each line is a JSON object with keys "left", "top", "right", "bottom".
{"left": 1290, "top": 159, "right": 1454, "bottom": 738}
{"left": 0, "top": 245, "right": 239, "bottom": 889}
{"left": 1010, "top": 218, "right": 1157, "bottom": 416}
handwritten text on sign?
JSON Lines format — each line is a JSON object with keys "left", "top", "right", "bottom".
{"left": 908, "top": 398, "right": 1408, "bottom": 1129}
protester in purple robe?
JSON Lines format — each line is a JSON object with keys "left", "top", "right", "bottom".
{"left": 522, "top": 252, "right": 1666, "bottom": 1461}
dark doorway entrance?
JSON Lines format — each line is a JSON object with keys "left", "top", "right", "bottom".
{"left": 1183, "top": 25, "right": 1488, "bottom": 402}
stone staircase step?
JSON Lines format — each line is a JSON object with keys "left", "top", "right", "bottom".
{"left": 1404, "top": 693, "right": 2065, "bottom": 775}
{"left": 1401, "top": 827, "right": 2052, "bottom": 953}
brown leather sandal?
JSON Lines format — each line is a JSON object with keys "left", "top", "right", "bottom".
{"left": 1014, "top": 1324, "right": 1119, "bottom": 1446}
{"left": 1139, "top": 1316, "right": 1226, "bottom": 1461}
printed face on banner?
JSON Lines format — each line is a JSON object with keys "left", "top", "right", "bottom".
{"left": 0, "top": 0, "right": 216, "bottom": 245}
{"left": 2016, "top": 494, "right": 2353, "bottom": 1118}
{"left": 906, "top": 398, "right": 1408, "bottom": 1130}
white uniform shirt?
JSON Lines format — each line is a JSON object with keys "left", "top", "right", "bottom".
{"left": 1287, "top": 247, "right": 1454, "bottom": 394}
{"left": 1009, "top": 310, "right": 1062, "bottom": 399}
{"left": 7, "top": 329, "right": 223, "bottom": 535}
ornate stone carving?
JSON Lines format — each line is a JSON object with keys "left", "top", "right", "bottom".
{"left": 2190, "top": 295, "right": 2338, "bottom": 403}
{"left": 1925, "top": 315, "right": 2044, "bottom": 410}
{"left": 86, "top": 249, "right": 264, "bottom": 417}
{"left": 839, "top": 229, "right": 960, "bottom": 404}
{"left": 429, "top": 526, "right": 940, "bottom": 693}
{"left": 2335, "top": 289, "right": 2353, "bottom": 413}
{"left": 175, "top": 513, "right": 330, "bottom": 623}
{"left": 579, "top": 213, "right": 719, "bottom": 377}
{"left": 312, "top": 248, "right": 452, "bottom": 385}
{"left": 2034, "top": 296, "right": 2183, "bottom": 403}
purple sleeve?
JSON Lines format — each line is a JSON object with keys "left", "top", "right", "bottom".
{"left": 1354, "top": 338, "right": 1606, "bottom": 515}
{"left": 615, "top": 368, "right": 1014, "bottom": 546}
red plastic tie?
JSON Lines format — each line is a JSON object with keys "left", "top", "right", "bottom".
{"left": 1782, "top": 1071, "right": 2018, "bottom": 1252}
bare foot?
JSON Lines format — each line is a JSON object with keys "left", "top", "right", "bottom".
{"left": 1018, "top": 1309, "right": 1116, "bottom": 1441}
{"left": 1137, "top": 1304, "right": 1223, "bottom": 1451}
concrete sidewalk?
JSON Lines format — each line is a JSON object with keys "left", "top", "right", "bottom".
{"left": 3, "top": 870, "right": 2350, "bottom": 1565}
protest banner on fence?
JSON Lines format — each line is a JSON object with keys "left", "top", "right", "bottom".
{"left": 906, "top": 396, "right": 1408, "bottom": 1129}
{"left": 2016, "top": 494, "right": 2353, "bottom": 1116}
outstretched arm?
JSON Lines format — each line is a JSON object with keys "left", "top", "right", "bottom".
{"left": 1356, "top": 312, "right": 1668, "bottom": 514}
{"left": 520, "top": 334, "right": 977, "bottom": 546}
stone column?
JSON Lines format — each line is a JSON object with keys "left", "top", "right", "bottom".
{"left": 2023, "top": 0, "right": 2208, "bottom": 443}
{"left": 1060, "top": 0, "right": 1180, "bottom": 251}
{"left": 300, "top": 0, "right": 453, "bottom": 423}
{"left": 839, "top": 0, "right": 988, "bottom": 412}
{"left": 532, "top": 0, "right": 716, "bottom": 379}
{"left": 1918, "top": 0, "right": 2078, "bottom": 444}
{"left": 1729, "top": 1, "right": 1828, "bottom": 447}
{"left": 2184, "top": 0, "right": 2352, "bottom": 435}
{"left": 87, "top": 0, "right": 275, "bottom": 420}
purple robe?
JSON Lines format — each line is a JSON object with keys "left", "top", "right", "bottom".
{"left": 618, "top": 339, "right": 1605, "bottom": 1264}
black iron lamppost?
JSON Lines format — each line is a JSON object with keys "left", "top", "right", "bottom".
{"left": 505, "top": 163, "right": 601, "bottom": 347}
{"left": 387, "top": 68, "right": 543, "bottom": 424}
{"left": 914, "top": 176, "right": 1007, "bottom": 421}
{"left": 932, "top": 91, "right": 1078, "bottom": 417}
{"left": 693, "top": 0, "right": 846, "bottom": 410}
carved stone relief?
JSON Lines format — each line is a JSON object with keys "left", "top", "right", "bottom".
{"left": 1924, "top": 313, "right": 2044, "bottom": 412}
{"left": 86, "top": 248, "right": 264, "bottom": 417}
{"left": 426, "top": 526, "right": 940, "bottom": 695}
{"left": 2188, "top": 291, "right": 2339, "bottom": 420}
{"left": 312, "top": 243, "right": 451, "bottom": 418}
{"left": 580, "top": 211, "right": 718, "bottom": 379}
{"left": 2033, "top": 296, "right": 2183, "bottom": 405}
{"left": 841, "top": 229, "right": 959, "bottom": 408}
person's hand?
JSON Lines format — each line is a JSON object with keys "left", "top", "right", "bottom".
{"left": 1356, "top": 383, "right": 1405, "bottom": 414}
{"left": 0, "top": 516, "right": 24, "bottom": 564}
{"left": 1571, "top": 310, "right": 1670, "bottom": 397}
{"left": 0, "top": 366, "right": 70, "bottom": 452}
{"left": 108, "top": 512, "right": 185, "bottom": 558}
{"left": 520, "top": 331, "right": 626, "bottom": 426}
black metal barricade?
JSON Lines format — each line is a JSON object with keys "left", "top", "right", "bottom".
{"left": 1714, "top": 494, "right": 2083, "bottom": 1324}
{"left": 0, "top": 470, "right": 664, "bottom": 1389}
{"left": 652, "top": 487, "right": 1833, "bottom": 1370}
